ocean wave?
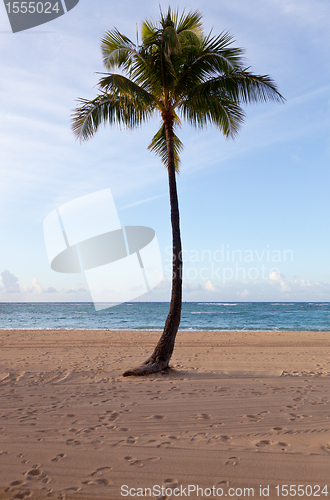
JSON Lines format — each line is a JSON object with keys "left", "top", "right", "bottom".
{"left": 190, "top": 312, "right": 218, "bottom": 314}
{"left": 197, "top": 302, "right": 237, "bottom": 306}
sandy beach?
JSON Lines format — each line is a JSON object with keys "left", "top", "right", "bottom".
{"left": 0, "top": 329, "right": 330, "bottom": 499}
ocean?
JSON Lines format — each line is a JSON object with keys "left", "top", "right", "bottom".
{"left": 0, "top": 302, "right": 329, "bottom": 331}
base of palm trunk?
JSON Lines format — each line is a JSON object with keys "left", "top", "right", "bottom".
{"left": 123, "top": 282, "right": 181, "bottom": 377}
{"left": 122, "top": 355, "right": 171, "bottom": 376}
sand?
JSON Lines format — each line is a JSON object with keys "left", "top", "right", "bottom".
{"left": 0, "top": 329, "right": 330, "bottom": 500}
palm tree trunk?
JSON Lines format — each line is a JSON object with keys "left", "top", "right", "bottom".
{"left": 123, "top": 116, "right": 182, "bottom": 376}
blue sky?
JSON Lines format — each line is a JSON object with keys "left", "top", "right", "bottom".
{"left": 0, "top": 0, "right": 330, "bottom": 302}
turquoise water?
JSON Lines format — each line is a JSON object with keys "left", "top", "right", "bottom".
{"left": 0, "top": 302, "right": 329, "bottom": 331}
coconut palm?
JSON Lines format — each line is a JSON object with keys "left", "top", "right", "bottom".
{"left": 71, "top": 7, "right": 284, "bottom": 376}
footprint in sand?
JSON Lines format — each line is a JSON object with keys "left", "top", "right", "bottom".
{"left": 287, "top": 413, "right": 311, "bottom": 422}
{"left": 256, "top": 440, "right": 274, "bottom": 447}
{"left": 124, "top": 456, "right": 161, "bottom": 467}
{"left": 54, "top": 491, "right": 67, "bottom": 499}
{"left": 24, "top": 468, "right": 50, "bottom": 484}
{"left": 243, "top": 411, "right": 269, "bottom": 423}
{"left": 126, "top": 436, "right": 138, "bottom": 444}
{"left": 191, "top": 433, "right": 209, "bottom": 442}
{"left": 108, "top": 412, "right": 121, "bottom": 422}
{"left": 110, "top": 439, "right": 125, "bottom": 447}
{"left": 146, "top": 415, "right": 166, "bottom": 420}
{"left": 26, "top": 469, "right": 42, "bottom": 477}
{"left": 4, "top": 481, "right": 29, "bottom": 497}
{"left": 82, "top": 478, "right": 113, "bottom": 486}
{"left": 195, "top": 413, "right": 211, "bottom": 420}
{"left": 12, "top": 491, "right": 32, "bottom": 499}
{"left": 51, "top": 453, "right": 66, "bottom": 462}
{"left": 225, "top": 456, "right": 240, "bottom": 466}
{"left": 157, "top": 441, "right": 172, "bottom": 448}
{"left": 217, "top": 480, "right": 229, "bottom": 488}
{"left": 91, "top": 466, "right": 112, "bottom": 477}
{"left": 66, "top": 439, "right": 81, "bottom": 445}
{"left": 320, "top": 444, "right": 330, "bottom": 454}
{"left": 243, "top": 414, "right": 261, "bottom": 422}
{"left": 163, "top": 478, "right": 179, "bottom": 487}
{"left": 10, "top": 481, "right": 25, "bottom": 487}
{"left": 217, "top": 435, "right": 232, "bottom": 443}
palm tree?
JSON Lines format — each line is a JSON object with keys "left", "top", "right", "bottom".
{"left": 72, "top": 7, "right": 284, "bottom": 376}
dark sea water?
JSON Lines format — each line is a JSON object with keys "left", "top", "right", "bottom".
{"left": 0, "top": 302, "right": 330, "bottom": 331}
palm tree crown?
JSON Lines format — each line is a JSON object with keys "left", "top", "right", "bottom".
{"left": 72, "top": 7, "right": 284, "bottom": 376}
{"left": 72, "top": 7, "right": 283, "bottom": 165}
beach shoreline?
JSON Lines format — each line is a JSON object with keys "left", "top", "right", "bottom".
{"left": 1, "top": 329, "right": 330, "bottom": 499}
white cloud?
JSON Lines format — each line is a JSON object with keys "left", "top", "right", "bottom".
{"left": 21, "top": 277, "right": 45, "bottom": 294}
{"left": 0, "top": 270, "right": 20, "bottom": 293}
{"left": 32, "top": 278, "right": 44, "bottom": 294}
{"left": 269, "top": 271, "right": 291, "bottom": 292}
{"left": 66, "top": 282, "right": 88, "bottom": 294}
{"left": 204, "top": 280, "right": 216, "bottom": 292}
{"left": 183, "top": 282, "right": 203, "bottom": 294}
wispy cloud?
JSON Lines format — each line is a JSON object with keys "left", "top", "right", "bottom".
{"left": 267, "top": 0, "right": 330, "bottom": 31}
{"left": 118, "top": 194, "right": 166, "bottom": 211}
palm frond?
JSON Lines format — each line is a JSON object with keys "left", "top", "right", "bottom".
{"left": 176, "top": 9, "right": 203, "bottom": 35}
{"left": 195, "top": 69, "right": 285, "bottom": 104}
{"left": 98, "top": 73, "right": 157, "bottom": 106}
{"left": 101, "top": 29, "right": 140, "bottom": 72}
{"left": 172, "top": 32, "right": 244, "bottom": 101}
{"left": 160, "top": 6, "right": 176, "bottom": 30}
{"left": 141, "top": 19, "right": 158, "bottom": 44}
{"left": 180, "top": 94, "right": 245, "bottom": 137}
{"left": 72, "top": 94, "right": 154, "bottom": 141}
